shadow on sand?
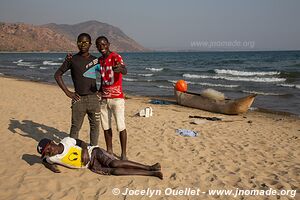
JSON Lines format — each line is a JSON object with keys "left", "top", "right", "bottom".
{"left": 8, "top": 118, "right": 68, "bottom": 142}
{"left": 8, "top": 119, "right": 68, "bottom": 165}
{"left": 22, "top": 154, "right": 41, "bottom": 165}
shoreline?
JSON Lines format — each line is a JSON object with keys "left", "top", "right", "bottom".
{"left": 1, "top": 75, "right": 299, "bottom": 118}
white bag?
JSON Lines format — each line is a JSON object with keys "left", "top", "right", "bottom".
{"left": 139, "top": 107, "right": 153, "bottom": 117}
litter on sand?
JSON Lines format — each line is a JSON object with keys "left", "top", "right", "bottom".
{"left": 189, "top": 115, "right": 244, "bottom": 123}
{"left": 189, "top": 115, "right": 222, "bottom": 121}
{"left": 176, "top": 129, "right": 198, "bottom": 137}
{"left": 149, "top": 99, "right": 174, "bottom": 105}
{"left": 138, "top": 107, "right": 153, "bottom": 117}
{"left": 190, "top": 119, "right": 208, "bottom": 125}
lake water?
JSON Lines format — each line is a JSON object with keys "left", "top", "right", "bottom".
{"left": 0, "top": 51, "right": 299, "bottom": 115}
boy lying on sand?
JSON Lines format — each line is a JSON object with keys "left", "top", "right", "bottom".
{"left": 37, "top": 137, "right": 163, "bottom": 179}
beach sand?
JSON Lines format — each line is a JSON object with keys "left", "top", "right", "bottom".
{"left": 0, "top": 76, "right": 299, "bottom": 200}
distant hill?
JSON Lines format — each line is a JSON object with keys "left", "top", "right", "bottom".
{"left": 42, "top": 20, "right": 147, "bottom": 52}
{"left": 0, "top": 22, "right": 77, "bottom": 52}
{"left": 0, "top": 21, "right": 147, "bottom": 52}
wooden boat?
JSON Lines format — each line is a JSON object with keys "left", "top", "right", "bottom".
{"left": 175, "top": 90, "right": 256, "bottom": 115}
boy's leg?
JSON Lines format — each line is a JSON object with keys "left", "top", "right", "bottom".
{"left": 104, "top": 128, "right": 113, "bottom": 154}
{"left": 91, "top": 148, "right": 163, "bottom": 179}
{"left": 111, "top": 98, "right": 127, "bottom": 160}
{"left": 70, "top": 99, "right": 86, "bottom": 139}
{"left": 100, "top": 99, "right": 113, "bottom": 154}
{"left": 87, "top": 95, "right": 101, "bottom": 146}
{"left": 110, "top": 168, "right": 163, "bottom": 180}
{"left": 109, "top": 160, "right": 161, "bottom": 171}
{"left": 119, "top": 129, "right": 127, "bottom": 160}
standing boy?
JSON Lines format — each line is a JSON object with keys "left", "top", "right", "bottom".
{"left": 54, "top": 33, "right": 100, "bottom": 146}
{"left": 96, "top": 36, "right": 128, "bottom": 160}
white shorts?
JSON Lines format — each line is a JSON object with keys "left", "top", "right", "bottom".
{"left": 100, "top": 98, "right": 126, "bottom": 132}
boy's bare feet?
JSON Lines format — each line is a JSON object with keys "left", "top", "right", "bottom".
{"left": 154, "top": 171, "right": 163, "bottom": 180}
{"left": 150, "top": 163, "right": 161, "bottom": 171}
{"left": 107, "top": 150, "right": 113, "bottom": 155}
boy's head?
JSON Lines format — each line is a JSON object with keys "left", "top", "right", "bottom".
{"left": 37, "top": 138, "right": 52, "bottom": 158}
{"left": 96, "top": 36, "right": 110, "bottom": 56}
{"left": 37, "top": 138, "right": 60, "bottom": 158}
{"left": 77, "top": 33, "right": 92, "bottom": 53}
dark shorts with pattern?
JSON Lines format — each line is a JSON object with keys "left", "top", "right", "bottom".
{"left": 89, "top": 147, "right": 116, "bottom": 175}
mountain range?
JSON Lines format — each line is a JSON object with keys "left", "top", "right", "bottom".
{"left": 0, "top": 20, "right": 147, "bottom": 52}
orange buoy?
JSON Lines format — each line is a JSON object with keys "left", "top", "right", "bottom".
{"left": 175, "top": 80, "right": 188, "bottom": 92}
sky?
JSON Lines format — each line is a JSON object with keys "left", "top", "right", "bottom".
{"left": 0, "top": 0, "right": 299, "bottom": 51}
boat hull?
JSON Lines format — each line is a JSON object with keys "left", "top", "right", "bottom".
{"left": 175, "top": 90, "right": 256, "bottom": 115}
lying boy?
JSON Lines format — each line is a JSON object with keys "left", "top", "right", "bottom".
{"left": 37, "top": 137, "right": 163, "bottom": 179}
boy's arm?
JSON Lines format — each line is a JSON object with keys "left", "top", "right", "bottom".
{"left": 42, "top": 158, "right": 61, "bottom": 173}
{"left": 112, "top": 54, "right": 127, "bottom": 75}
{"left": 54, "top": 59, "right": 80, "bottom": 101}
{"left": 75, "top": 139, "right": 90, "bottom": 166}
{"left": 113, "top": 63, "right": 127, "bottom": 75}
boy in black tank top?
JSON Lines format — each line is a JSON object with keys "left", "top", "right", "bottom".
{"left": 54, "top": 33, "right": 101, "bottom": 146}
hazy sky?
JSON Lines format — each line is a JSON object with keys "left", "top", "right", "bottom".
{"left": 0, "top": 0, "right": 299, "bottom": 51}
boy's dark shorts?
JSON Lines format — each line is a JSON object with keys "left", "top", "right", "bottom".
{"left": 89, "top": 147, "right": 116, "bottom": 175}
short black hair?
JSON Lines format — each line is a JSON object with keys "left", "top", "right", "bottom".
{"left": 77, "top": 33, "right": 91, "bottom": 42}
{"left": 96, "top": 36, "right": 109, "bottom": 44}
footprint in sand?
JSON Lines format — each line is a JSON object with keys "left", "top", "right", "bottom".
{"left": 223, "top": 174, "right": 242, "bottom": 186}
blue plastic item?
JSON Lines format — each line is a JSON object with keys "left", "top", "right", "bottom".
{"left": 176, "top": 129, "right": 198, "bottom": 137}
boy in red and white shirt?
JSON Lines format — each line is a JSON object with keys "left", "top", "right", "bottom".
{"left": 96, "top": 36, "right": 128, "bottom": 160}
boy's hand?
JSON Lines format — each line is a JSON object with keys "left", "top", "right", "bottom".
{"left": 50, "top": 165, "right": 61, "bottom": 173}
{"left": 65, "top": 53, "right": 73, "bottom": 61}
{"left": 81, "top": 149, "right": 90, "bottom": 166}
{"left": 65, "top": 91, "right": 81, "bottom": 101}
{"left": 112, "top": 62, "right": 126, "bottom": 74}
{"left": 112, "top": 64, "right": 122, "bottom": 73}
{"left": 75, "top": 139, "right": 90, "bottom": 166}
{"left": 43, "top": 160, "right": 61, "bottom": 173}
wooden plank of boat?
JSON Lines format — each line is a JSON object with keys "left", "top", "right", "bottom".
{"left": 175, "top": 90, "right": 257, "bottom": 115}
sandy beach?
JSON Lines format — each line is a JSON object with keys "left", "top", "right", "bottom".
{"left": 0, "top": 76, "right": 299, "bottom": 200}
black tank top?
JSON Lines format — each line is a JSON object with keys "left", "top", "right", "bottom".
{"left": 57, "top": 54, "right": 98, "bottom": 95}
